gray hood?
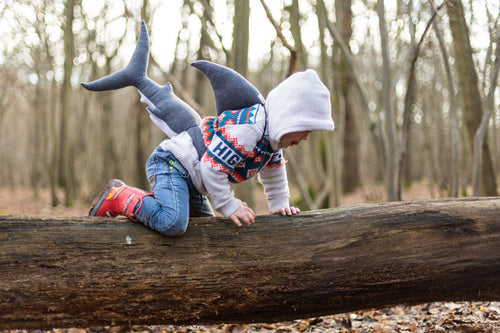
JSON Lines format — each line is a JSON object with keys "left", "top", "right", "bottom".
{"left": 265, "top": 69, "right": 334, "bottom": 150}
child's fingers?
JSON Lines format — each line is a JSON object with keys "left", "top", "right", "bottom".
{"left": 230, "top": 203, "right": 255, "bottom": 226}
{"left": 271, "top": 207, "right": 301, "bottom": 215}
{"left": 230, "top": 215, "right": 242, "bottom": 227}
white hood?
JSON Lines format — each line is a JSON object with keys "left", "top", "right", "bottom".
{"left": 265, "top": 69, "right": 334, "bottom": 150}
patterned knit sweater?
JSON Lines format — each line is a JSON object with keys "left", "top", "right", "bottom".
{"left": 161, "top": 103, "right": 290, "bottom": 217}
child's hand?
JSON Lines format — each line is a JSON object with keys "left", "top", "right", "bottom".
{"left": 270, "top": 206, "right": 301, "bottom": 216}
{"left": 230, "top": 202, "right": 255, "bottom": 227}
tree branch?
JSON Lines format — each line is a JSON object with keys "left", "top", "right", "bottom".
{"left": 259, "top": 0, "right": 297, "bottom": 76}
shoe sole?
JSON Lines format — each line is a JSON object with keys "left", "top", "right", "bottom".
{"left": 89, "top": 179, "right": 122, "bottom": 216}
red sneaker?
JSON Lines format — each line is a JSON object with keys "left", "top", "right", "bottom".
{"left": 89, "top": 179, "right": 152, "bottom": 221}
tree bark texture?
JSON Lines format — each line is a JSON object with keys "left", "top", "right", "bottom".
{"left": 336, "top": 0, "right": 360, "bottom": 195}
{"left": 377, "top": 0, "right": 398, "bottom": 201}
{"left": 447, "top": 0, "right": 498, "bottom": 196}
{"left": 0, "top": 197, "right": 498, "bottom": 329}
{"left": 287, "top": 0, "right": 307, "bottom": 71}
{"left": 231, "top": 0, "right": 249, "bottom": 75}
{"left": 58, "top": 0, "right": 76, "bottom": 205}
{"left": 432, "top": 10, "right": 460, "bottom": 197}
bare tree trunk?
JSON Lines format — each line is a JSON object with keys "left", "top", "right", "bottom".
{"left": 191, "top": 0, "right": 212, "bottom": 108}
{"left": 316, "top": 0, "right": 385, "bottom": 188}
{"left": 133, "top": 7, "right": 151, "bottom": 190}
{"left": 97, "top": 20, "right": 129, "bottom": 183}
{"left": 315, "top": 1, "right": 341, "bottom": 207}
{"left": 336, "top": 0, "right": 360, "bottom": 194}
{"left": 31, "top": 80, "right": 43, "bottom": 195}
{"left": 286, "top": 0, "right": 307, "bottom": 70}
{"left": 231, "top": 0, "right": 249, "bottom": 75}
{"left": 431, "top": 1, "right": 460, "bottom": 197}
{"left": 399, "top": 4, "right": 439, "bottom": 199}
{"left": 99, "top": 70, "right": 121, "bottom": 181}
{"left": 398, "top": 0, "right": 417, "bottom": 197}
{"left": 134, "top": 98, "right": 150, "bottom": 189}
{"left": 230, "top": 0, "right": 255, "bottom": 209}
{"left": 58, "top": 0, "right": 77, "bottom": 206}
{"left": 1, "top": 197, "right": 498, "bottom": 329}
{"left": 377, "top": 0, "right": 398, "bottom": 201}
{"left": 472, "top": 25, "right": 500, "bottom": 195}
{"left": 49, "top": 74, "right": 59, "bottom": 206}
{"left": 447, "top": 0, "right": 498, "bottom": 196}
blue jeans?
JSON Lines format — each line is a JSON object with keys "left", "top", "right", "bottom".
{"left": 135, "top": 147, "right": 214, "bottom": 236}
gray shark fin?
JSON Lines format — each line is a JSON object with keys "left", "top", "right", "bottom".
{"left": 191, "top": 60, "right": 264, "bottom": 115}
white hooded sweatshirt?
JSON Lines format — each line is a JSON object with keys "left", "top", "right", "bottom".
{"left": 161, "top": 69, "right": 334, "bottom": 217}
{"left": 266, "top": 69, "right": 334, "bottom": 150}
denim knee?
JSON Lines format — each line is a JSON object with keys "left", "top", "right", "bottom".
{"left": 153, "top": 211, "right": 189, "bottom": 237}
{"left": 160, "top": 222, "right": 188, "bottom": 237}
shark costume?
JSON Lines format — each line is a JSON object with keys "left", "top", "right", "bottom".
{"left": 84, "top": 21, "right": 334, "bottom": 236}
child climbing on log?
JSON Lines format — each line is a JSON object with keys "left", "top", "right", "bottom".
{"left": 82, "top": 22, "right": 334, "bottom": 236}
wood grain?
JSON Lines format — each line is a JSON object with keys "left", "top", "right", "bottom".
{"left": 0, "top": 197, "right": 498, "bottom": 329}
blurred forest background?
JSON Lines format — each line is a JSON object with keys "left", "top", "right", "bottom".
{"left": 0, "top": 0, "right": 498, "bottom": 212}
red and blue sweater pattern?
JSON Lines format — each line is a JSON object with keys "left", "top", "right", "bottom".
{"left": 201, "top": 104, "right": 284, "bottom": 183}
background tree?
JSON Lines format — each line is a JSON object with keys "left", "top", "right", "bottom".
{"left": 447, "top": 0, "right": 498, "bottom": 196}
{"left": 473, "top": 24, "right": 500, "bottom": 196}
{"left": 81, "top": 4, "right": 129, "bottom": 191}
{"left": 134, "top": 2, "right": 152, "bottom": 190}
{"left": 377, "top": 0, "right": 398, "bottom": 201}
{"left": 58, "top": 0, "right": 78, "bottom": 205}
{"left": 431, "top": 1, "right": 460, "bottom": 197}
{"left": 336, "top": 0, "right": 360, "bottom": 195}
{"left": 286, "top": 0, "right": 307, "bottom": 71}
{"left": 230, "top": 0, "right": 255, "bottom": 208}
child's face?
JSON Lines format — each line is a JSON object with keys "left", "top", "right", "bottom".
{"left": 279, "top": 131, "right": 311, "bottom": 148}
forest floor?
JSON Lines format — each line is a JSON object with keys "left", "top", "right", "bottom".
{"left": 1, "top": 180, "right": 499, "bottom": 332}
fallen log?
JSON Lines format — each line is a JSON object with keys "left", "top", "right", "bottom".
{"left": 0, "top": 197, "right": 498, "bottom": 329}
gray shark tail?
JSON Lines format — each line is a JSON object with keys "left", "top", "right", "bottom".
{"left": 81, "top": 21, "right": 207, "bottom": 160}
{"left": 191, "top": 60, "right": 264, "bottom": 115}
{"left": 81, "top": 21, "right": 149, "bottom": 91}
